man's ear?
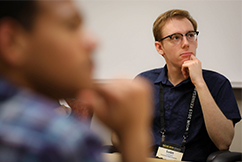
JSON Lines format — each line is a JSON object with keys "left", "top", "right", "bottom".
{"left": 0, "top": 19, "right": 28, "bottom": 67}
{"left": 154, "top": 41, "right": 165, "bottom": 56}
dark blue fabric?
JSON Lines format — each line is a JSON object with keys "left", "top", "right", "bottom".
{"left": 137, "top": 65, "right": 241, "bottom": 162}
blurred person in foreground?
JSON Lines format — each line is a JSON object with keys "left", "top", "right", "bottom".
{"left": 0, "top": 1, "right": 152, "bottom": 162}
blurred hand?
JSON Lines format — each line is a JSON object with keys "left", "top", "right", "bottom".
{"left": 65, "top": 98, "right": 93, "bottom": 121}
{"left": 77, "top": 78, "right": 153, "bottom": 162}
{"left": 78, "top": 78, "right": 153, "bottom": 135}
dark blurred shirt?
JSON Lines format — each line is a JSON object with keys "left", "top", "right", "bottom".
{"left": 137, "top": 65, "right": 241, "bottom": 162}
{"left": 0, "top": 77, "right": 103, "bottom": 162}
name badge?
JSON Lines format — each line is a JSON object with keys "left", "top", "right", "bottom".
{"left": 155, "top": 141, "right": 185, "bottom": 161}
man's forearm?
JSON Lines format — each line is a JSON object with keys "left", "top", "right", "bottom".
{"left": 195, "top": 81, "right": 234, "bottom": 150}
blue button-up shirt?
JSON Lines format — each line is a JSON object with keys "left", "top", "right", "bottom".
{"left": 137, "top": 65, "right": 241, "bottom": 162}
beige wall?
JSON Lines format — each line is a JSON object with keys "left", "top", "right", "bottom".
{"left": 80, "top": 1, "right": 242, "bottom": 82}
{"left": 230, "top": 89, "right": 242, "bottom": 152}
{"left": 91, "top": 89, "right": 242, "bottom": 152}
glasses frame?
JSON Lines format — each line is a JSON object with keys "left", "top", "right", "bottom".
{"left": 159, "top": 31, "right": 199, "bottom": 44}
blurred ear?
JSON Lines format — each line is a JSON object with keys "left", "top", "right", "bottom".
{"left": 0, "top": 19, "right": 28, "bottom": 67}
{"left": 154, "top": 41, "right": 165, "bottom": 56}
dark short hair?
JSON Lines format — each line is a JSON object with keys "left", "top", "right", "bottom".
{"left": 0, "top": 1, "right": 37, "bottom": 30}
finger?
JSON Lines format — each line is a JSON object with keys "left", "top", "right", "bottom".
{"left": 183, "top": 69, "right": 189, "bottom": 79}
{"left": 190, "top": 54, "right": 197, "bottom": 60}
{"left": 80, "top": 90, "right": 110, "bottom": 123}
{"left": 181, "top": 64, "right": 189, "bottom": 79}
{"left": 94, "top": 82, "right": 122, "bottom": 103}
{"left": 76, "top": 89, "right": 95, "bottom": 104}
{"left": 94, "top": 79, "right": 137, "bottom": 103}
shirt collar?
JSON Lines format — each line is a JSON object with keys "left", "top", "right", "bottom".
{"left": 154, "top": 65, "right": 192, "bottom": 87}
{"left": 154, "top": 65, "right": 168, "bottom": 84}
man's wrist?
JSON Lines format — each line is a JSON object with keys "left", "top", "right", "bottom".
{"left": 194, "top": 79, "right": 206, "bottom": 90}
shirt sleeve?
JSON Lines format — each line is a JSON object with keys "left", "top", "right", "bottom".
{"left": 212, "top": 78, "right": 241, "bottom": 124}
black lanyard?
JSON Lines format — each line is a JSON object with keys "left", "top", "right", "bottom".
{"left": 159, "top": 83, "right": 197, "bottom": 146}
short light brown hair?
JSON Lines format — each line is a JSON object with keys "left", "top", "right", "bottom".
{"left": 153, "top": 9, "right": 197, "bottom": 41}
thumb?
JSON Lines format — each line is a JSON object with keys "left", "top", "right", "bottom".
{"left": 190, "top": 54, "right": 196, "bottom": 60}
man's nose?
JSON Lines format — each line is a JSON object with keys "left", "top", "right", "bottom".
{"left": 181, "top": 35, "right": 189, "bottom": 48}
{"left": 84, "top": 31, "right": 98, "bottom": 52}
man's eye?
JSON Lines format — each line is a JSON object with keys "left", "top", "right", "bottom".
{"left": 64, "top": 19, "right": 81, "bottom": 30}
{"left": 188, "top": 33, "right": 195, "bottom": 37}
{"left": 66, "top": 22, "right": 79, "bottom": 30}
{"left": 171, "top": 35, "right": 180, "bottom": 40}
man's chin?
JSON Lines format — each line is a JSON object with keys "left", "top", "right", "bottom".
{"left": 84, "top": 78, "right": 95, "bottom": 89}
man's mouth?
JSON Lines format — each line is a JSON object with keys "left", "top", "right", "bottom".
{"left": 181, "top": 52, "right": 193, "bottom": 57}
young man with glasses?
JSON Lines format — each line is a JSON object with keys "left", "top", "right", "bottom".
{"left": 136, "top": 9, "right": 241, "bottom": 161}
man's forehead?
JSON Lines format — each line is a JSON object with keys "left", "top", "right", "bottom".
{"left": 36, "top": 0, "right": 80, "bottom": 18}
{"left": 162, "top": 18, "right": 193, "bottom": 35}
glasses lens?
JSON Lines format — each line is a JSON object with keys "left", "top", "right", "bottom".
{"left": 186, "top": 31, "right": 197, "bottom": 42}
{"left": 170, "top": 34, "right": 182, "bottom": 44}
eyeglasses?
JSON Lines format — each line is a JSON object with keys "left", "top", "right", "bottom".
{"left": 159, "top": 31, "right": 199, "bottom": 44}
